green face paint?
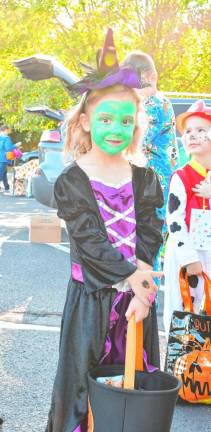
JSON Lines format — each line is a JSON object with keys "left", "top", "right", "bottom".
{"left": 90, "top": 100, "right": 136, "bottom": 155}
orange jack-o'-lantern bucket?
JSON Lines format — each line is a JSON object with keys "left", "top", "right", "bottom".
{"left": 166, "top": 271, "right": 211, "bottom": 405}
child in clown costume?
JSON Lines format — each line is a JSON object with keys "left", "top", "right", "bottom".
{"left": 163, "top": 100, "right": 211, "bottom": 335}
{"left": 45, "top": 30, "right": 163, "bottom": 432}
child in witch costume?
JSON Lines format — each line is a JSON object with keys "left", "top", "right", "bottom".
{"left": 46, "top": 29, "right": 164, "bottom": 432}
{"left": 163, "top": 100, "right": 211, "bottom": 334}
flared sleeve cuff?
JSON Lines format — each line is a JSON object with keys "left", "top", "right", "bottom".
{"left": 135, "top": 168, "right": 164, "bottom": 265}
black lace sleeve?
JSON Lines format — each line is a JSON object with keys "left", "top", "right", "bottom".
{"left": 133, "top": 166, "right": 164, "bottom": 266}
{"left": 54, "top": 165, "right": 136, "bottom": 292}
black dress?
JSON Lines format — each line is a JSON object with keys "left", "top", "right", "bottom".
{"left": 46, "top": 162, "right": 163, "bottom": 432}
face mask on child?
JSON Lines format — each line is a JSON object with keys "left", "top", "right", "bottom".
{"left": 90, "top": 100, "right": 136, "bottom": 155}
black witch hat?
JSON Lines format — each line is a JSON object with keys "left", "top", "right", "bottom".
{"left": 71, "top": 28, "right": 146, "bottom": 95}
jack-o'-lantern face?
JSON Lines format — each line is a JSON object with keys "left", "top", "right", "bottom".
{"left": 174, "top": 340, "right": 211, "bottom": 404}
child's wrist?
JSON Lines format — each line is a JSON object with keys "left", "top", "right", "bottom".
{"left": 127, "top": 269, "right": 139, "bottom": 284}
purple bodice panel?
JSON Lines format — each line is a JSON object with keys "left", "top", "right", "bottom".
{"left": 90, "top": 178, "right": 136, "bottom": 264}
{"left": 71, "top": 178, "right": 137, "bottom": 283}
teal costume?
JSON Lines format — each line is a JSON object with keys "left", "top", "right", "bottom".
{"left": 143, "top": 93, "right": 178, "bottom": 227}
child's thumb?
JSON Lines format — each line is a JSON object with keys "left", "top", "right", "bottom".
{"left": 125, "top": 302, "right": 135, "bottom": 321}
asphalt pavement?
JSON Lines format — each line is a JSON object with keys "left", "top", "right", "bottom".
{"left": 0, "top": 193, "right": 210, "bottom": 432}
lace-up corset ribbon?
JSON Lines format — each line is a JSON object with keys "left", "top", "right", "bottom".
{"left": 71, "top": 177, "right": 137, "bottom": 292}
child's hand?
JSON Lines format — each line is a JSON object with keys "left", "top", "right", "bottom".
{"left": 192, "top": 181, "right": 211, "bottom": 199}
{"left": 127, "top": 270, "right": 163, "bottom": 307}
{"left": 136, "top": 259, "right": 152, "bottom": 271}
{"left": 186, "top": 261, "right": 203, "bottom": 276}
{"left": 125, "top": 296, "right": 150, "bottom": 322}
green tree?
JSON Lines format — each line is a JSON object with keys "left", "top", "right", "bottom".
{"left": 0, "top": 0, "right": 210, "bottom": 148}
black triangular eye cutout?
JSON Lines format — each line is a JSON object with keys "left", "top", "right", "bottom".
{"left": 189, "top": 363, "right": 195, "bottom": 373}
{"left": 196, "top": 364, "right": 202, "bottom": 373}
{"left": 189, "top": 362, "right": 202, "bottom": 373}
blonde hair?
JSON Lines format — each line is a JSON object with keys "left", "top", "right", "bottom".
{"left": 64, "top": 84, "right": 148, "bottom": 162}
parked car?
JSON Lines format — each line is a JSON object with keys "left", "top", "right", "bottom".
{"left": 14, "top": 55, "right": 78, "bottom": 207}
{"left": 13, "top": 54, "right": 78, "bottom": 95}
{"left": 24, "top": 106, "right": 66, "bottom": 207}
{"left": 14, "top": 54, "right": 211, "bottom": 207}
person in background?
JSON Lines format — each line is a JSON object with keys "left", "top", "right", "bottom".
{"left": 0, "top": 125, "right": 22, "bottom": 193}
{"left": 163, "top": 100, "right": 211, "bottom": 334}
{"left": 121, "top": 52, "right": 178, "bottom": 238}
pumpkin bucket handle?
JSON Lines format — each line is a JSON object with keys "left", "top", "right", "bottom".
{"left": 124, "top": 316, "right": 143, "bottom": 390}
{"left": 202, "top": 272, "right": 211, "bottom": 315}
{"left": 180, "top": 270, "right": 211, "bottom": 314}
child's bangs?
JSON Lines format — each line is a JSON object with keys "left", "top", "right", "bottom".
{"left": 84, "top": 85, "right": 141, "bottom": 110}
